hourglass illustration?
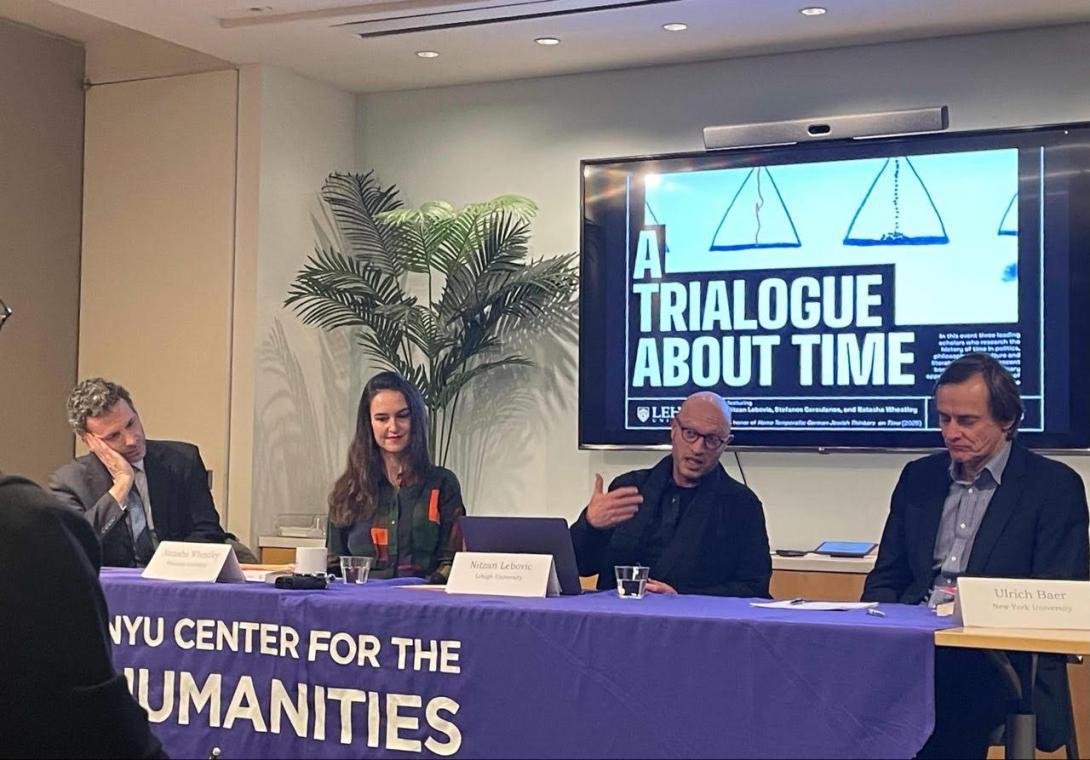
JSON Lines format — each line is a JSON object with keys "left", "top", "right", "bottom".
{"left": 843, "top": 157, "right": 949, "bottom": 246}
{"left": 709, "top": 167, "right": 801, "bottom": 251}
{"left": 644, "top": 200, "right": 669, "bottom": 252}
{"left": 997, "top": 192, "right": 1017, "bottom": 236}
{"left": 644, "top": 199, "right": 662, "bottom": 227}
{"left": 997, "top": 192, "right": 1018, "bottom": 283}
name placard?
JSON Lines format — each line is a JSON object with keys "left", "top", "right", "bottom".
{"left": 143, "top": 541, "right": 246, "bottom": 583}
{"left": 446, "top": 552, "right": 559, "bottom": 598}
{"left": 956, "top": 577, "right": 1090, "bottom": 630}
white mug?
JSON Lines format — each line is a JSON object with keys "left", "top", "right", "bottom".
{"left": 295, "top": 546, "right": 327, "bottom": 575}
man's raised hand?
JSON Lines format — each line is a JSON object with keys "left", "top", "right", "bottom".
{"left": 586, "top": 473, "right": 643, "bottom": 529}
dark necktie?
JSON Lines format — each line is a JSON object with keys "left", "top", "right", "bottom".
{"left": 128, "top": 473, "right": 156, "bottom": 564}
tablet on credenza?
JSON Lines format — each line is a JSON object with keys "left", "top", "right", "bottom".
{"left": 813, "top": 541, "right": 877, "bottom": 558}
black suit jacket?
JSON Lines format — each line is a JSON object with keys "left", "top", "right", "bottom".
{"left": 49, "top": 440, "right": 226, "bottom": 567}
{"left": 571, "top": 456, "right": 772, "bottom": 597}
{"left": 0, "top": 473, "right": 165, "bottom": 758}
{"left": 863, "top": 442, "right": 1089, "bottom": 750}
{"left": 863, "top": 443, "right": 1089, "bottom": 604}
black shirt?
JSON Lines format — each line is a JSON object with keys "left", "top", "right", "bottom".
{"left": 642, "top": 478, "right": 699, "bottom": 569}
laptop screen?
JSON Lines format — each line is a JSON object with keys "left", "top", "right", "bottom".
{"left": 459, "top": 516, "right": 583, "bottom": 595}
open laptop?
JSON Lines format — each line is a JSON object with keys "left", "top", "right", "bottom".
{"left": 459, "top": 516, "right": 583, "bottom": 595}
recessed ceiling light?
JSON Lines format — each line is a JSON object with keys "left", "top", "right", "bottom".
{"left": 662, "top": 22, "right": 688, "bottom": 32}
{"left": 799, "top": 6, "right": 827, "bottom": 16}
{"left": 416, "top": 50, "right": 440, "bottom": 59}
{"left": 535, "top": 37, "right": 561, "bottom": 46}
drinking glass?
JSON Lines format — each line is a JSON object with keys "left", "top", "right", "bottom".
{"left": 339, "top": 556, "right": 372, "bottom": 584}
{"left": 614, "top": 565, "right": 650, "bottom": 599}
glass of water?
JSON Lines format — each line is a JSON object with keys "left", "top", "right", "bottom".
{"left": 614, "top": 565, "right": 650, "bottom": 599}
{"left": 339, "top": 556, "right": 372, "bottom": 584}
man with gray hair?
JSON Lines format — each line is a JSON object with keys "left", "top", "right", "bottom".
{"left": 49, "top": 378, "right": 230, "bottom": 567}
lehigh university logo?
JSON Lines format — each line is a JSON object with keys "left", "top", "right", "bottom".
{"left": 636, "top": 406, "right": 650, "bottom": 423}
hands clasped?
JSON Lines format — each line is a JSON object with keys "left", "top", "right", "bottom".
{"left": 586, "top": 473, "right": 643, "bottom": 530}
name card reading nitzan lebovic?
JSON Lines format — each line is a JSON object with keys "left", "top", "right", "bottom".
{"left": 142, "top": 541, "right": 246, "bottom": 584}
{"left": 956, "top": 577, "right": 1090, "bottom": 630}
{"left": 446, "top": 552, "right": 560, "bottom": 598}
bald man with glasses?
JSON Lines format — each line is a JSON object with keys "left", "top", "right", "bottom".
{"left": 571, "top": 392, "right": 772, "bottom": 597}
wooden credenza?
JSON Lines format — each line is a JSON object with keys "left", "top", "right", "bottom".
{"left": 257, "top": 535, "right": 324, "bottom": 565}
{"left": 769, "top": 553, "right": 874, "bottom": 601}
{"left": 580, "top": 554, "right": 876, "bottom": 598}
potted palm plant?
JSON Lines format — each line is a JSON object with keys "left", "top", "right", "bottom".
{"left": 286, "top": 171, "right": 578, "bottom": 466}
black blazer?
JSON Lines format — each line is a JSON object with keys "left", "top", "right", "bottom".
{"left": 0, "top": 473, "right": 164, "bottom": 758}
{"left": 571, "top": 456, "right": 772, "bottom": 597}
{"left": 863, "top": 443, "right": 1089, "bottom": 604}
{"left": 49, "top": 440, "right": 226, "bottom": 567}
{"left": 863, "top": 442, "right": 1089, "bottom": 750}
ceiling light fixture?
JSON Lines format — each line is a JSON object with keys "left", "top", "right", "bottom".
{"left": 535, "top": 37, "right": 561, "bottom": 46}
{"left": 662, "top": 22, "right": 688, "bottom": 32}
{"left": 799, "top": 6, "right": 827, "bottom": 16}
{"left": 416, "top": 50, "right": 440, "bottom": 58}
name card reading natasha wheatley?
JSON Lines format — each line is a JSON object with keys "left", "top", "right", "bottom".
{"left": 142, "top": 541, "right": 246, "bottom": 584}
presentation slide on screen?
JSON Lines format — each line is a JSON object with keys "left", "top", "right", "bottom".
{"left": 624, "top": 148, "right": 1044, "bottom": 434}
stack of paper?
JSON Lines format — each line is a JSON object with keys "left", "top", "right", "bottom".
{"left": 239, "top": 564, "right": 294, "bottom": 583}
{"left": 750, "top": 600, "right": 878, "bottom": 611}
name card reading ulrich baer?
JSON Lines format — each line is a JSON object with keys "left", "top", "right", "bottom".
{"left": 956, "top": 577, "right": 1090, "bottom": 630}
{"left": 142, "top": 541, "right": 246, "bottom": 583}
{"left": 446, "top": 552, "right": 559, "bottom": 598}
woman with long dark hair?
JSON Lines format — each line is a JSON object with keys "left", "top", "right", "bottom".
{"left": 327, "top": 372, "right": 465, "bottom": 582}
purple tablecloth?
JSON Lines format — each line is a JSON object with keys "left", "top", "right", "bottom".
{"left": 101, "top": 569, "right": 954, "bottom": 758}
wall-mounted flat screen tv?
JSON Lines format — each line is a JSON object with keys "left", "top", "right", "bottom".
{"left": 580, "top": 122, "right": 1090, "bottom": 450}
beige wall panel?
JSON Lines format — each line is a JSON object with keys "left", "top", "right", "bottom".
{"left": 226, "top": 64, "right": 262, "bottom": 543}
{"left": 86, "top": 29, "right": 230, "bottom": 85}
{"left": 81, "top": 69, "right": 237, "bottom": 515}
{"left": 0, "top": 20, "right": 84, "bottom": 483}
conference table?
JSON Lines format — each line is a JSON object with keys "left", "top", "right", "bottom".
{"left": 101, "top": 569, "right": 952, "bottom": 758}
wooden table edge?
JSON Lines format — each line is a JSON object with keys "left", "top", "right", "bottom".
{"left": 935, "top": 626, "right": 1090, "bottom": 655}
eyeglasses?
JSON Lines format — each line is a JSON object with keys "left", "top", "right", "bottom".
{"left": 0, "top": 298, "right": 11, "bottom": 334}
{"left": 675, "top": 421, "right": 732, "bottom": 449}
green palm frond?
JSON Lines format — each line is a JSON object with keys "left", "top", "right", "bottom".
{"left": 288, "top": 171, "right": 578, "bottom": 465}
{"left": 321, "top": 172, "right": 405, "bottom": 274}
{"left": 435, "top": 357, "right": 534, "bottom": 409}
{"left": 285, "top": 247, "right": 415, "bottom": 330}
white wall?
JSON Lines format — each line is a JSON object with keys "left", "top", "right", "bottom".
{"left": 353, "top": 24, "right": 1090, "bottom": 548}
{"left": 248, "top": 65, "right": 360, "bottom": 542}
